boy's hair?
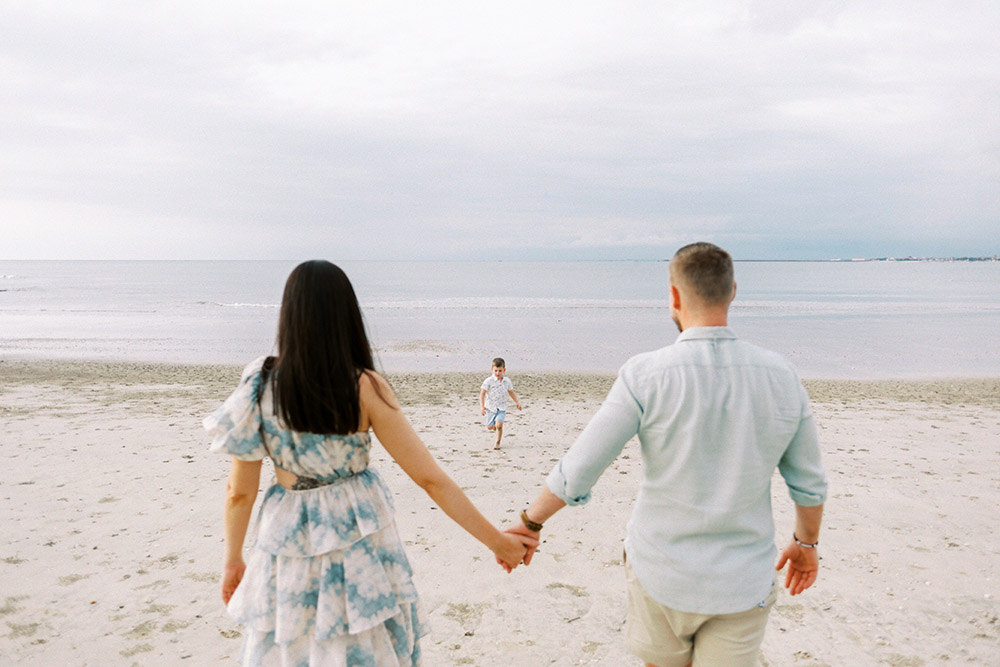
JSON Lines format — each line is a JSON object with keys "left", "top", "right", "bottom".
{"left": 492, "top": 357, "right": 505, "bottom": 368}
{"left": 669, "top": 242, "right": 735, "bottom": 304}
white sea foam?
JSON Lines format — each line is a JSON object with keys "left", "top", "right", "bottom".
{"left": 362, "top": 297, "right": 667, "bottom": 310}
{"left": 215, "top": 302, "right": 280, "bottom": 309}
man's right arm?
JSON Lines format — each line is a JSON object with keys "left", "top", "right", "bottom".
{"left": 505, "top": 370, "right": 642, "bottom": 566}
{"left": 546, "top": 369, "right": 643, "bottom": 506}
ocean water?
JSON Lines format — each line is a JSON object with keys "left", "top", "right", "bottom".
{"left": 1, "top": 260, "right": 998, "bottom": 378}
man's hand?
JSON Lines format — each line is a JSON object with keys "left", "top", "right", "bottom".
{"left": 501, "top": 522, "right": 540, "bottom": 566}
{"left": 776, "top": 540, "right": 819, "bottom": 595}
{"left": 480, "top": 406, "right": 486, "bottom": 416}
{"left": 492, "top": 532, "right": 537, "bottom": 573}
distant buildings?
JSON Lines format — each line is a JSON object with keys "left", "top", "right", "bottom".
{"left": 829, "top": 256, "right": 999, "bottom": 262}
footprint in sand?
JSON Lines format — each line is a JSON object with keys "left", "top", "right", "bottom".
{"left": 57, "top": 573, "right": 91, "bottom": 586}
{"left": 1, "top": 596, "right": 28, "bottom": 617}
{"left": 120, "top": 643, "right": 153, "bottom": 657}
{"left": 545, "top": 582, "right": 591, "bottom": 621}
{"left": 6, "top": 622, "right": 40, "bottom": 638}
{"left": 442, "top": 602, "right": 490, "bottom": 635}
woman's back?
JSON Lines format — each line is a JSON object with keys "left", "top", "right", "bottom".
{"left": 209, "top": 260, "right": 531, "bottom": 666}
{"left": 207, "top": 356, "right": 423, "bottom": 665}
{"left": 209, "top": 357, "right": 372, "bottom": 479}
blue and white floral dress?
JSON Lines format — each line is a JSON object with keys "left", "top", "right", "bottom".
{"left": 205, "top": 357, "right": 426, "bottom": 666}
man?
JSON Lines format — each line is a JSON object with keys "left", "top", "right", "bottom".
{"left": 505, "top": 243, "right": 827, "bottom": 667}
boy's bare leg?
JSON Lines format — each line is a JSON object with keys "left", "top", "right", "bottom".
{"left": 494, "top": 422, "right": 503, "bottom": 449}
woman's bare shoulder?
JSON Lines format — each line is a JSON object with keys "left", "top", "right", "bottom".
{"left": 359, "top": 369, "right": 399, "bottom": 409}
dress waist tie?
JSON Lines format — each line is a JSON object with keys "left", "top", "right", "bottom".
{"left": 273, "top": 465, "right": 356, "bottom": 491}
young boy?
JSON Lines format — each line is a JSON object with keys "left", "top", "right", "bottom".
{"left": 479, "top": 357, "right": 522, "bottom": 449}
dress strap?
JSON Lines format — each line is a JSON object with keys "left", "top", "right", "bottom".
{"left": 256, "top": 356, "right": 276, "bottom": 459}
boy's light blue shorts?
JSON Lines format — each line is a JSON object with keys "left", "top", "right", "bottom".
{"left": 484, "top": 408, "right": 506, "bottom": 428}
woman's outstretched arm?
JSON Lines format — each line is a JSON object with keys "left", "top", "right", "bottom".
{"left": 362, "top": 372, "right": 536, "bottom": 569}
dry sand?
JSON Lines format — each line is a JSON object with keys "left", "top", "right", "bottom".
{"left": 1, "top": 360, "right": 998, "bottom": 666}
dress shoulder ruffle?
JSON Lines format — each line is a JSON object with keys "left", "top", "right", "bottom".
{"left": 203, "top": 357, "right": 268, "bottom": 460}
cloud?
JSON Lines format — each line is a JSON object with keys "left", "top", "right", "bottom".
{"left": 1, "top": 1, "right": 998, "bottom": 259}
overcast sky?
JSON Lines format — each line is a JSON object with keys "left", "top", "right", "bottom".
{"left": 2, "top": 1, "right": 998, "bottom": 260}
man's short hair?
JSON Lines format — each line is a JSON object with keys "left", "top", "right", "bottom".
{"left": 492, "top": 357, "right": 506, "bottom": 368}
{"left": 670, "top": 243, "right": 735, "bottom": 304}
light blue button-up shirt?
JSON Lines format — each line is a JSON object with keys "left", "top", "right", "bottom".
{"left": 547, "top": 326, "right": 828, "bottom": 615}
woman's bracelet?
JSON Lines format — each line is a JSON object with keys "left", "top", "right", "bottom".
{"left": 520, "top": 510, "right": 543, "bottom": 532}
{"left": 793, "top": 533, "right": 818, "bottom": 548}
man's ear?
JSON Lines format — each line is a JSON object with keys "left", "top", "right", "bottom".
{"left": 670, "top": 284, "right": 682, "bottom": 310}
{"left": 731, "top": 281, "right": 737, "bottom": 303}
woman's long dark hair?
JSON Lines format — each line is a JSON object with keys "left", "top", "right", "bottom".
{"left": 264, "top": 260, "right": 376, "bottom": 434}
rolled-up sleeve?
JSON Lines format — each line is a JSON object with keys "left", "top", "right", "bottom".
{"left": 547, "top": 369, "right": 643, "bottom": 505}
{"left": 778, "top": 385, "right": 828, "bottom": 506}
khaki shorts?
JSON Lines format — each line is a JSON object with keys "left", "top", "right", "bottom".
{"left": 624, "top": 560, "right": 776, "bottom": 667}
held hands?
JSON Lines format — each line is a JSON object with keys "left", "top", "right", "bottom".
{"left": 221, "top": 559, "right": 246, "bottom": 604}
{"left": 776, "top": 540, "right": 819, "bottom": 595}
{"left": 495, "top": 522, "right": 541, "bottom": 572}
{"left": 493, "top": 531, "right": 538, "bottom": 573}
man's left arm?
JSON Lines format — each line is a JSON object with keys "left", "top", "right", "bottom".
{"left": 776, "top": 383, "right": 828, "bottom": 593}
{"left": 776, "top": 503, "right": 823, "bottom": 595}
{"left": 777, "top": 384, "right": 828, "bottom": 507}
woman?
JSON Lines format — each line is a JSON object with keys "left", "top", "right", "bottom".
{"left": 205, "top": 260, "right": 534, "bottom": 665}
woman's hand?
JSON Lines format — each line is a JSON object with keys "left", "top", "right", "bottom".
{"left": 493, "top": 531, "right": 537, "bottom": 573}
{"left": 221, "top": 559, "right": 246, "bottom": 604}
{"left": 502, "top": 523, "right": 540, "bottom": 565}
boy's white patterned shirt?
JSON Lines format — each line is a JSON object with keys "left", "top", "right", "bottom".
{"left": 481, "top": 376, "right": 513, "bottom": 411}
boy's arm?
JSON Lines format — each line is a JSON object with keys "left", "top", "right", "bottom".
{"left": 479, "top": 389, "right": 487, "bottom": 415}
{"left": 508, "top": 389, "right": 522, "bottom": 410}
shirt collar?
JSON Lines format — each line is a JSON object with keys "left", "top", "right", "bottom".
{"left": 675, "top": 326, "right": 739, "bottom": 342}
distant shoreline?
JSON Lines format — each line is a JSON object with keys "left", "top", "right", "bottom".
{"left": 2, "top": 257, "right": 998, "bottom": 263}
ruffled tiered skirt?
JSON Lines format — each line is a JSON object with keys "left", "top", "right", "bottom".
{"left": 227, "top": 469, "right": 426, "bottom": 666}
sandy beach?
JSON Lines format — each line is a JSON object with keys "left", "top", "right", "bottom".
{"left": 2, "top": 360, "right": 999, "bottom": 666}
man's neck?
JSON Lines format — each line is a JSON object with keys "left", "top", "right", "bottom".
{"left": 679, "top": 312, "right": 728, "bottom": 330}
